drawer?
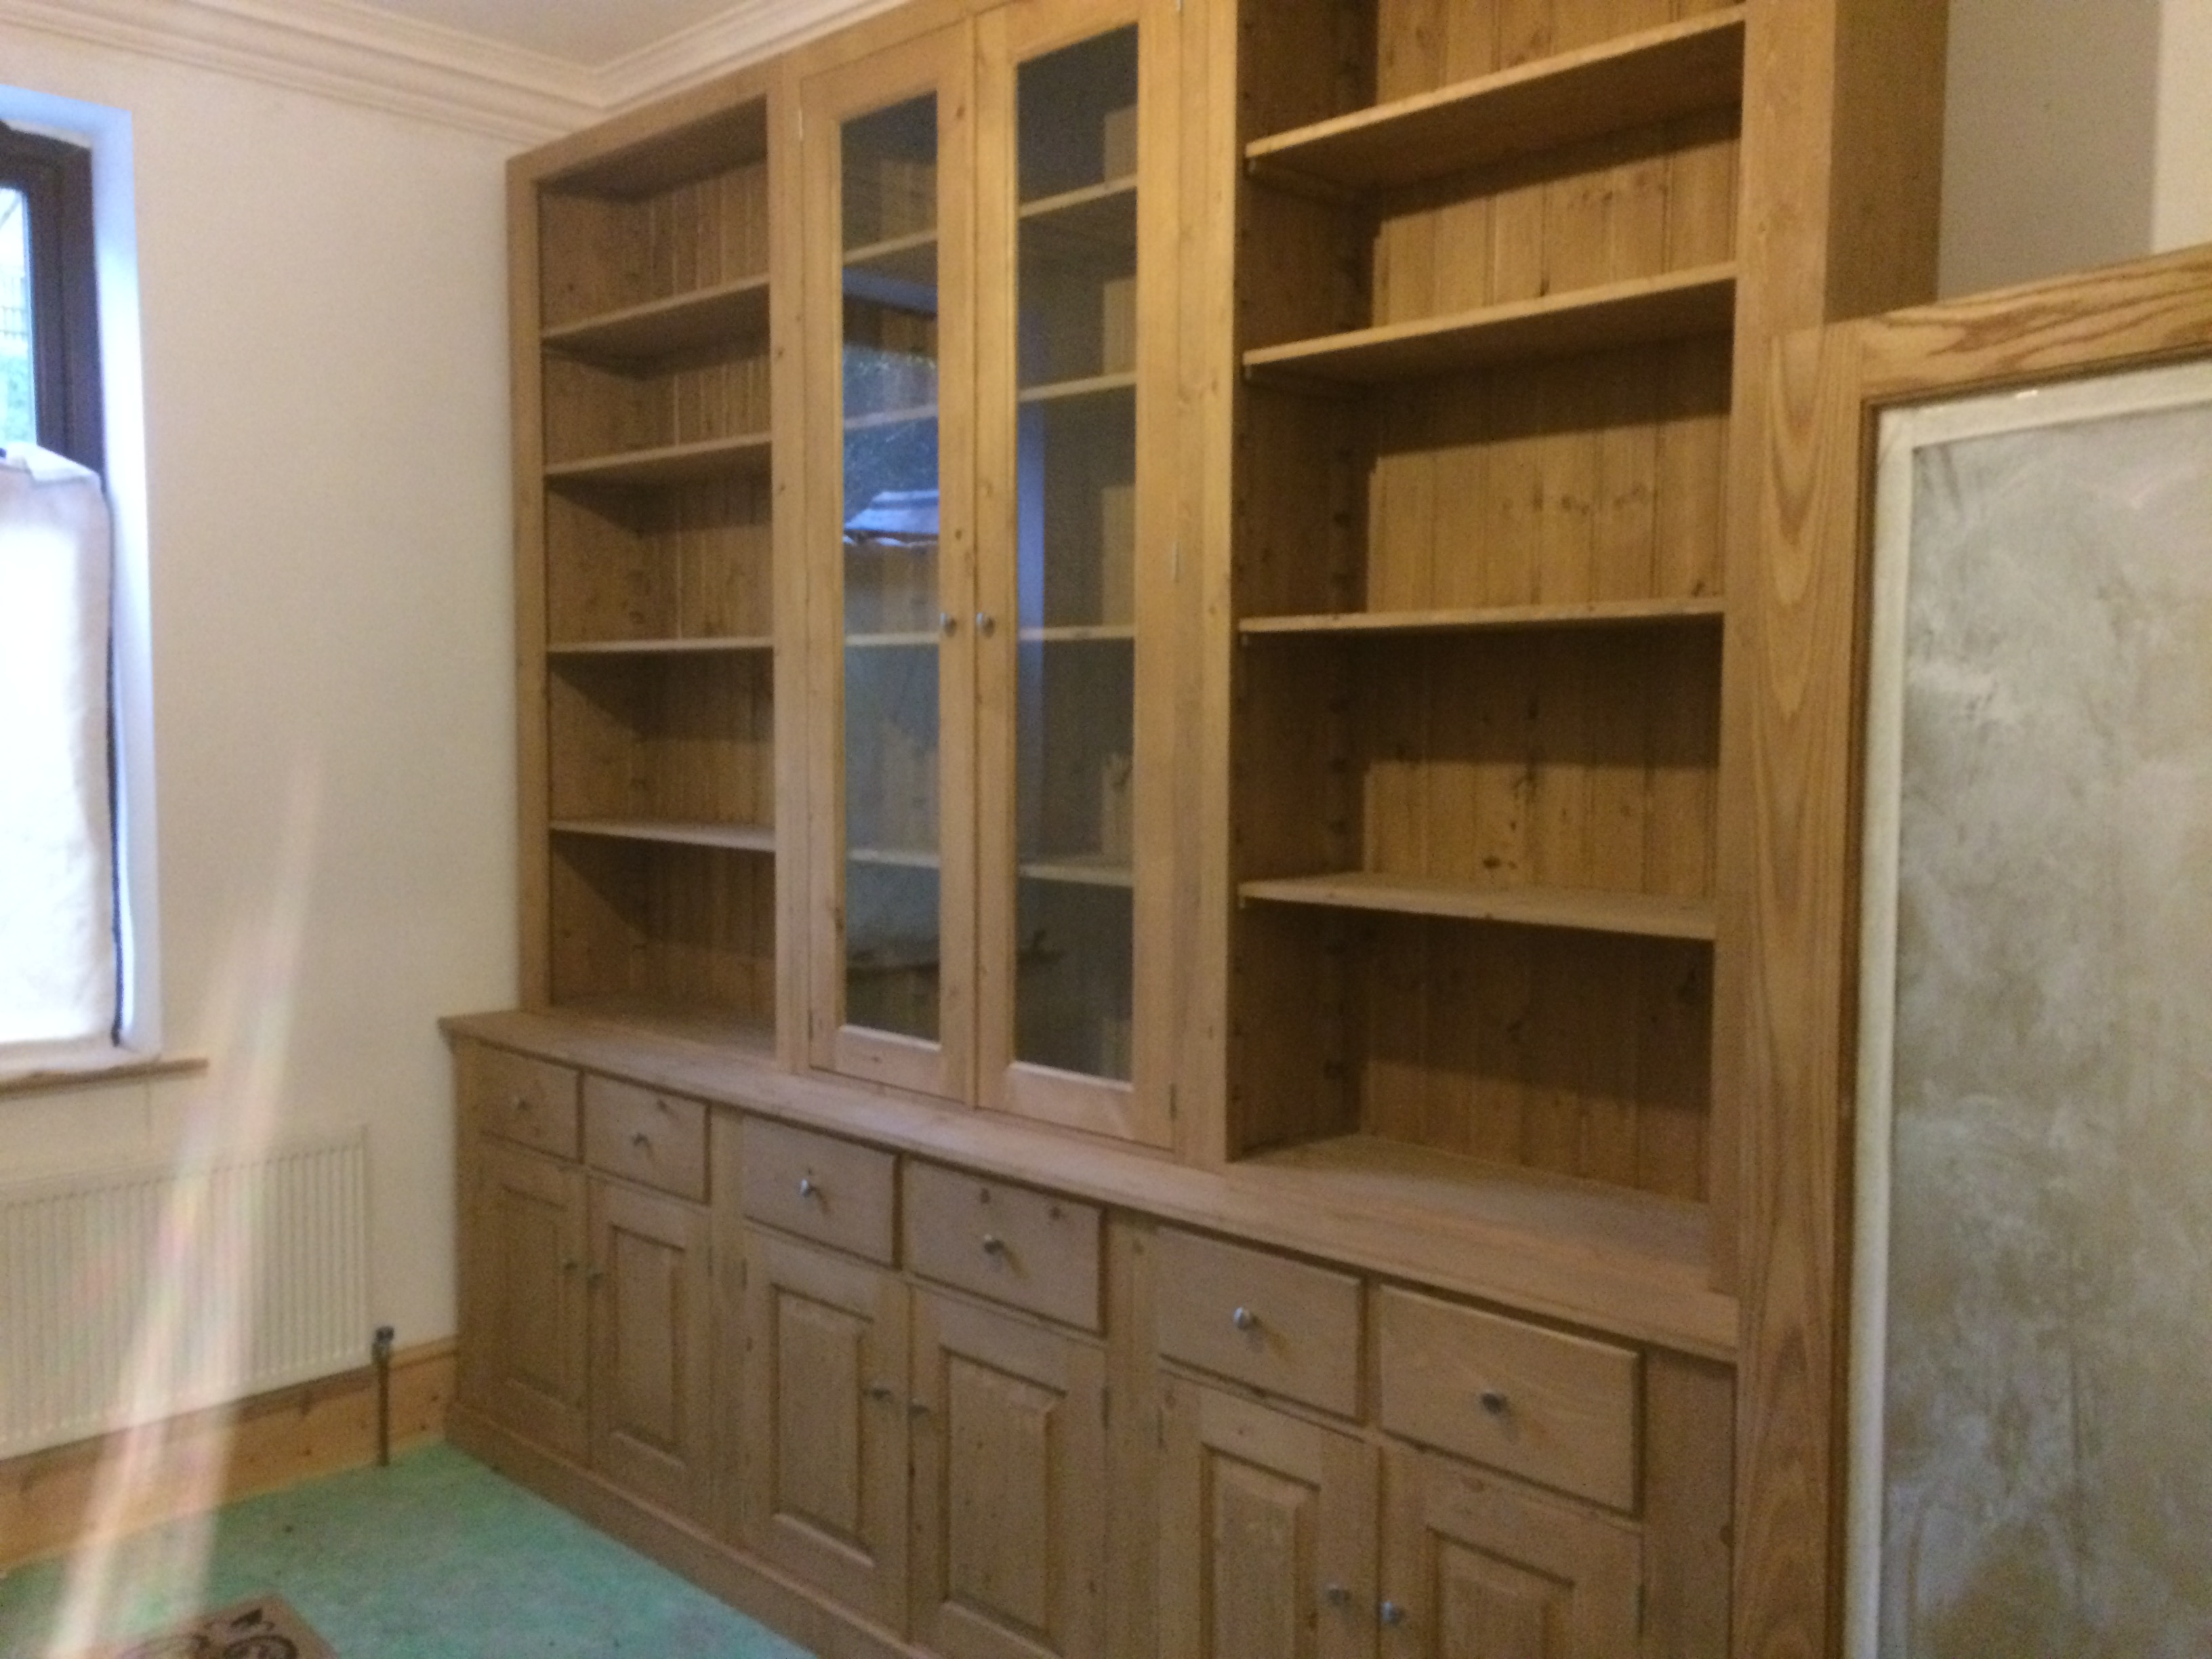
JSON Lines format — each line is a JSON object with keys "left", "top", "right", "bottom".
{"left": 1376, "top": 1287, "right": 1640, "bottom": 1511}
{"left": 469, "top": 1044, "right": 579, "bottom": 1160}
{"left": 741, "top": 1118, "right": 898, "bottom": 1265}
{"left": 903, "top": 1162, "right": 1102, "bottom": 1332}
{"left": 1154, "top": 1229, "right": 1363, "bottom": 1417}
{"left": 583, "top": 1076, "right": 708, "bottom": 1202}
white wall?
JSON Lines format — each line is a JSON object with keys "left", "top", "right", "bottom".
{"left": 1941, "top": 0, "right": 2212, "bottom": 293}
{"left": 0, "top": 29, "right": 517, "bottom": 1357}
{"left": 2156, "top": 0, "right": 2212, "bottom": 249}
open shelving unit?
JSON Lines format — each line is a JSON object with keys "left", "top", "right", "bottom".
{"left": 526, "top": 91, "right": 782, "bottom": 1057}
{"left": 1228, "top": 0, "right": 1744, "bottom": 1238}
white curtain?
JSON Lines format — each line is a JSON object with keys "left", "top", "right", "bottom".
{"left": 0, "top": 442, "right": 116, "bottom": 1067}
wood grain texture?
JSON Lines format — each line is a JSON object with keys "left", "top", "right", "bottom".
{"left": 584, "top": 1074, "right": 711, "bottom": 1202}
{"left": 470, "top": 1140, "right": 590, "bottom": 1460}
{"left": 1380, "top": 1442, "right": 1642, "bottom": 1659}
{"left": 1376, "top": 1286, "right": 1639, "bottom": 1510}
{"left": 738, "top": 1229, "right": 912, "bottom": 1630}
{"left": 1156, "top": 1378, "right": 1379, "bottom": 1659}
{"left": 590, "top": 1179, "right": 713, "bottom": 1522}
{"left": 906, "top": 1292, "right": 1108, "bottom": 1658}
{"left": 1155, "top": 1227, "right": 1365, "bottom": 1417}
{"left": 741, "top": 1115, "right": 901, "bottom": 1265}
{"left": 450, "top": 1008, "right": 1736, "bottom": 1357}
{"left": 0, "top": 1343, "right": 453, "bottom": 1572}
{"left": 903, "top": 1160, "right": 1105, "bottom": 1332}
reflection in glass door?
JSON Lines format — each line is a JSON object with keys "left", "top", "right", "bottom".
{"left": 840, "top": 94, "right": 945, "bottom": 1046}
{"left": 1009, "top": 26, "right": 1141, "bottom": 1082}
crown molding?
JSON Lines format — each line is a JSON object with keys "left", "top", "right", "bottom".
{"left": 0, "top": 0, "right": 600, "bottom": 144}
{"left": 597, "top": 0, "right": 897, "bottom": 110}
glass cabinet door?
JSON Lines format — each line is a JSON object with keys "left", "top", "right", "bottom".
{"left": 805, "top": 28, "right": 976, "bottom": 1099}
{"left": 977, "top": 0, "right": 1175, "bottom": 1143}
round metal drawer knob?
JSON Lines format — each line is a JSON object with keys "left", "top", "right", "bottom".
{"left": 1479, "top": 1388, "right": 1510, "bottom": 1416}
{"left": 798, "top": 1176, "right": 818, "bottom": 1200}
{"left": 630, "top": 1131, "right": 651, "bottom": 1150}
{"left": 1379, "top": 1599, "right": 1408, "bottom": 1627}
{"left": 1231, "top": 1305, "right": 1259, "bottom": 1332}
{"left": 981, "top": 1233, "right": 1007, "bottom": 1257}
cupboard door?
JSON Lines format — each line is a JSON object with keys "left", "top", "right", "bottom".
{"left": 974, "top": 0, "right": 1180, "bottom": 1143}
{"left": 739, "top": 1231, "right": 912, "bottom": 1632}
{"left": 804, "top": 22, "right": 979, "bottom": 1101}
{"left": 1380, "top": 1447, "right": 1640, "bottom": 1659}
{"left": 589, "top": 1179, "right": 712, "bottom": 1521}
{"left": 909, "top": 1292, "right": 1107, "bottom": 1659}
{"left": 470, "top": 1140, "right": 589, "bottom": 1461}
{"left": 1158, "top": 1378, "right": 1379, "bottom": 1659}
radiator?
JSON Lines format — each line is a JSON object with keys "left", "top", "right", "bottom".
{"left": 0, "top": 1131, "right": 369, "bottom": 1459}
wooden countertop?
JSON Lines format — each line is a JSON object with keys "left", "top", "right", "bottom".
{"left": 443, "top": 1008, "right": 1737, "bottom": 1361}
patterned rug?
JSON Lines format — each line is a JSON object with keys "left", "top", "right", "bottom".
{"left": 84, "top": 1595, "right": 335, "bottom": 1659}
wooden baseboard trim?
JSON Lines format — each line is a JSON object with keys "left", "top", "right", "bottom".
{"left": 0, "top": 1340, "right": 456, "bottom": 1571}
{"left": 447, "top": 1404, "right": 920, "bottom": 1659}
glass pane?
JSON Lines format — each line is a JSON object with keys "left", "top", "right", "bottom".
{"left": 1, "top": 190, "right": 33, "bottom": 447}
{"left": 1011, "top": 30, "right": 1139, "bottom": 1081}
{"left": 841, "top": 94, "right": 943, "bottom": 1042}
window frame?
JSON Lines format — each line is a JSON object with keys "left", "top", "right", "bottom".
{"left": 1, "top": 120, "right": 102, "bottom": 474}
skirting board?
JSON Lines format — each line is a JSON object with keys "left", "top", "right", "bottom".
{"left": 447, "top": 1404, "right": 920, "bottom": 1659}
{"left": 0, "top": 1340, "right": 455, "bottom": 1571}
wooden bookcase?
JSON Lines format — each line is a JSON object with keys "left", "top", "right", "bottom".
{"left": 514, "top": 87, "right": 787, "bottom": 1056}
{"left": 1226, "top": 1, "right": 1745, "bottom": 1242}
{"left": 471, "top": 3, "right": 1952, "bottom": 1654}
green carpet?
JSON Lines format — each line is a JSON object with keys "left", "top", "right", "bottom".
{"left": 0, "top": 1443, "right": 813, "bottom": 1658}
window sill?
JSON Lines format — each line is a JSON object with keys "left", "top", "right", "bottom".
{"left": 0, "top": 1054, "right": 209, "bottom": 1100}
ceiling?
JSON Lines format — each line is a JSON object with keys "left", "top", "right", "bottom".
{"left": 341, "top": 0, "right": 752, "bottom": 65}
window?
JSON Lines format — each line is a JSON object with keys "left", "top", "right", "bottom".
{"left": 0, "top": 122, "right": 101, "bottom": 469}
{"left": 1, "top": 119, "right": 115, "bottom": 1070}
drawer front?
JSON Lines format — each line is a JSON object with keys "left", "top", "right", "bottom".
{"left": 1377, "top": 1287, "right": 1640, "bottom": 1511}
{"left": 469, "top": 1044, "right": 580, "bottom": 1160}
{"left": 741, "top": 1118, "right": 898, "bottom": 1265}
{"left": 903, "top": 1162, "right": 1102, "bottom": 1332}
{"left": 583, "top": 1076, "right": 708, "bottom": 1202}
{"left": 1154, "top": 1228, "right": 1363, "bottom": 1418}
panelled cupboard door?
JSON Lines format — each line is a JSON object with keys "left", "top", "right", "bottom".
{"left": 1379, "top": 1447, "right": 1640, "bottom": 1659}
{"left": 908, "top": 1291, "right": 1107, "bottom": 1659}
{"left": 1158, "top": 1379, "right": 1380, "bottom": 1659}
{"left": 803, "top": 22, "right": 980, "bottom": 1103}
{"left": 972, "top": 0, "right": 1181, "bottom": 1145}
{"left": 472, "top": 1140, "right": 589, "bottom": 1462}
{"left": 589, "top": 1179, "right": 712, "bottom": 1522}
{"left": 739, "top": 1230, "right": 912, "bottom": 1633}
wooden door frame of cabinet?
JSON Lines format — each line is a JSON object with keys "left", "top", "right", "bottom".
{"left": 471, "top": 1138, "right": 590, "bottom": 1460}
{"left": 738, "top": 1226, "right": 915, "bottom": 1631}
{"left": 1734, "top": 241, "right": 2212, "bottom": 1659}
{"left": 802, "top": 22, "right": 983, "bottom": 1102}
{"left": 1157, "top": 1377, "right": 1379, "bottom": 1658}
{"left": 972, "top": 0, "right": 1181, "bottom": 1147}
{"left": 906, "top": 1288, "right": 1109, "bottom": 1658}
{"left": 588, "top": 1176, "right": 714, "bottom": 1522}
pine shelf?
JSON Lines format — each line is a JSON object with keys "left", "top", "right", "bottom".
{"left": 541, "top": 274, "right": 770, "bottom": 363}
{"left": 1240, "top": 871, "right": 1717, "bottom": 941}
{"left": 1244, "top": 264, "right": 1737, "bottom": 385}
{"left": 546, "top": 636, "right": 773, "bottom": 657}
{"left": 1018, "top": 370, "right": 1137, "bottom": 405}
{"left": 1245, "top": 11, "right": 1747, "bottom": 196}
{"left": 545, "top": 432, "right": 773, "bottom": 487}
{"left": 1240, "top": 597, "right": 1725, "bottom": 638}
{"left": 550, "top": 819, "right": 776, "bottom": 853}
